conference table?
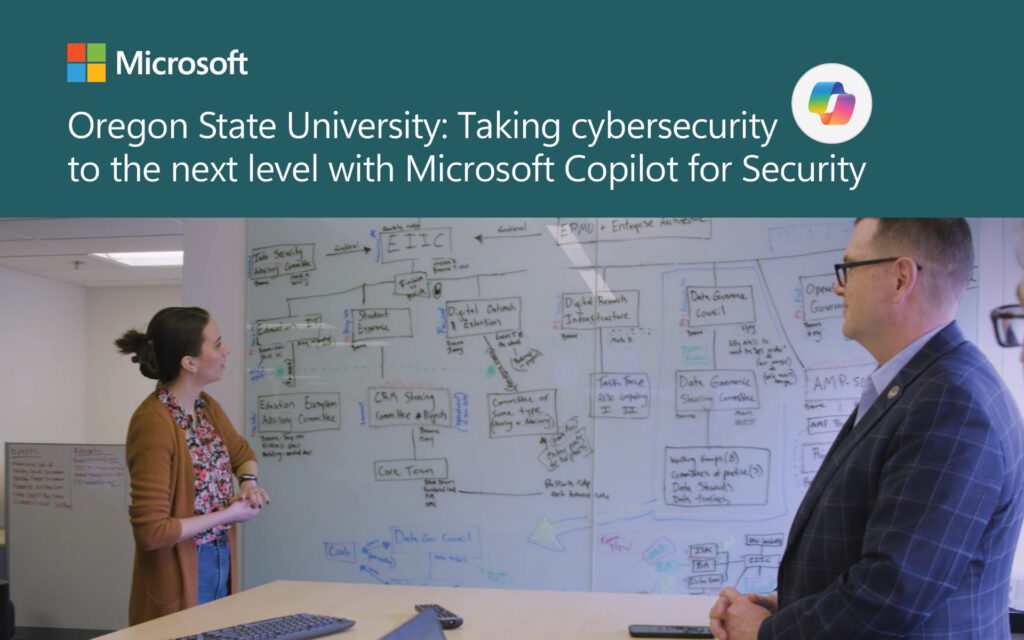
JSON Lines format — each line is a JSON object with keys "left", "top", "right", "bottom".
{"left": 93, "top": 580, "right": 717, "bottom": 639}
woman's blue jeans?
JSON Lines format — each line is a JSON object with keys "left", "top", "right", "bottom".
{"left": 196, "top": 531, "right": 230, "bottom": 605}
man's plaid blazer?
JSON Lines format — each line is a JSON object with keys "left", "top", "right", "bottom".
{"left": 761, "top": 322, "right": 1024, "bottom": 639}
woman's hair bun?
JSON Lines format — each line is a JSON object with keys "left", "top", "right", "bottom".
{"left": 114, "top": 328, "right": 161, "bottom": 380}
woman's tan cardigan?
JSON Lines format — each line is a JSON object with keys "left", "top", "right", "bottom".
{"left": 125, "top": 391, "right": 256, "bottom": 625}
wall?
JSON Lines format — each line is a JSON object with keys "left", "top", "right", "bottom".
{"left": 0, "top": 266, "right": 86, "bottom": 524}
{"left": 182, "top": 218, "right": 246, "bottom": 424}
{"left": 0, "top": 266, "right": 179, "bottom": 524}
{"left": 84, "top": 286, "right": 182, "bottom": 444}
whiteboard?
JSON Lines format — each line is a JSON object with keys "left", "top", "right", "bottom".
{"left": 242, "top": 218, "right": 981, "bottom": 595}
{"left": 5, "top": 443, "right": 131, "bottom": 629}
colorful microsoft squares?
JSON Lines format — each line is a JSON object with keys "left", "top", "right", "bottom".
{"left": 87, "top": 43, "right": 106, "bottom": 63}
{"left": 67, "top": 63, "right": 86, "bottom": 82}
{"left": 67, "top": 43, "right": 86, "bottom": 62}
{"left": 68, "top": 43, "right": 105, "bottom": 82}
{"left": 87, "top": 63, "right": 106, "bottom": 82}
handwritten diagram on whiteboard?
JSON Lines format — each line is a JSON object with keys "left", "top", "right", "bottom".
{"left": 243, "top": 218, "right": 979, "bottom": 595}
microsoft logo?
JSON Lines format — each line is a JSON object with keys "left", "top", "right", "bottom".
{"left": 67, "top": 43, "right": 106, "bottom": 83}
{"left": 66, "top": 43, "right": 249, "bottom": 82}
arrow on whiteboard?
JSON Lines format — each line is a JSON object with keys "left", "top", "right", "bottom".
{"left": 527, "top": 500, "right": 659, "bottom": 552}
{"left": 474, "top": 233, "right": 542, "bottom": 244}
{"left": 326, "top": 245, "right": 372, "bottom": 256}
{"left": 357, "top": 564, "right": 389, "bottom": 584}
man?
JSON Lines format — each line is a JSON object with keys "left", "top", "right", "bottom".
{"left": 710, "top": 218, "right": 1024, "bottom": 639}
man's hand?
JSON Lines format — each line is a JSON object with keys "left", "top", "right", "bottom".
{"left": 708, "top": 588, "right": 775, "bottom": 640}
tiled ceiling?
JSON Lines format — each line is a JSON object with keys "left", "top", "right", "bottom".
{"left": 0, "top": 218, "right": 183, "bottom": 287}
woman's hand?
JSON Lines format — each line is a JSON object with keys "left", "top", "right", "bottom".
{"left": 237, "top": 479, "right": 270, "bottom": 509}
{"left": 174, "top": 495, "right": 263, "bottom": 542}
{"left": 222, "top": 495, "right": 262, "bottom": 523}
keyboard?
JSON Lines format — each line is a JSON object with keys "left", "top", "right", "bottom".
{"left": 173, "top": 612, "right": 356, "bottom": 639}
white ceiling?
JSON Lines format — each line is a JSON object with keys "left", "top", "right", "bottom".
{"left": 0, "top": 218, "right": 183, "bottom": 287}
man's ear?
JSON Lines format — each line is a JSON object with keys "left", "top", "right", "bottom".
{"left": 892, "top": 257, "right": 919, "bottom": 301}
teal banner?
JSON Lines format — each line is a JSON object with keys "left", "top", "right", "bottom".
{"left": 6, "top": 2, "right": 1020, "bottom": 217}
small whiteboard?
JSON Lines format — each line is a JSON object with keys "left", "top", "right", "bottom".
{"left": 5, "top": 443, "right": 132, "bottom": 629}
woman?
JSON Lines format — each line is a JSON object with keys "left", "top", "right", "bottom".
{"left": 116, "top": 307, "right": 269, "bottom": 624}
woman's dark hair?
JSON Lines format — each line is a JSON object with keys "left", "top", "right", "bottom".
{"left": 115, "top": 307, "right": 210, "bottom": 383}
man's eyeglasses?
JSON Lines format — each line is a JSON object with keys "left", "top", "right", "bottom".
{"left": 833, "top": 257, "right": 922, "bottom": 288}
{"left": 991, "top": 305, "right": 1024, "bottom": 347}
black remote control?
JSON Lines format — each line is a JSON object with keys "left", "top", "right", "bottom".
{"left": 628, "top": 624, "right": 713, "bottom": 638}
{"left": 415, "top": 603, "right": 464, "bottom": 629}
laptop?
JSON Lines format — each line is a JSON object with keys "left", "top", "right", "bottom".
{"left": 379, "top": 608, "right": 447, "bottom": 640}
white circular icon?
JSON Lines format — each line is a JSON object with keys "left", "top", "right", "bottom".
{"left": 792, "top": 63, "right": 872, "bottom": 144}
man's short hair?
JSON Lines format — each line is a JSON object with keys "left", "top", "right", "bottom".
{"left": 861, "top": 218, "right": 974, "bottom": 303}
